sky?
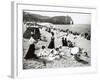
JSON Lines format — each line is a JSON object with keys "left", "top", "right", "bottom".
{"left": 24, "top": 10, "right": 91, "bottom": 24}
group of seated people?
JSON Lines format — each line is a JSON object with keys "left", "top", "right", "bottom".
{"left": 36, "top": 44, "right": 89, "bottom": 65}
{"left": 84, "top": 32, "right": 91, "bottom": 40}
{"left": 36, "top": 46, "right": 65, "bottom": 61}
{"left": 70, "top": 47, "right": 90, "bottom": 64}
{"left": 62, "top": 37, "right": 75, "bottom": 48}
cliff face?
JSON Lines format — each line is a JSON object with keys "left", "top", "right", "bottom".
{"left": 23, "top": 12, "right": 74, "bottom": 24}
{"left": 65, "top": 16, "right": 74, "bottom": 24}
{"left": 49, "top": 16, "right": 74, "bottom": 24}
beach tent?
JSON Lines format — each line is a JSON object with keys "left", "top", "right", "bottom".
{"left": 23, "top": 27, "right": 41, "bottom": 40}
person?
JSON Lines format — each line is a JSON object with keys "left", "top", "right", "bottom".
{"left": 54, "top": 48, "right": 60, "bottom": 59}
{"left": 68, "top": 40, "right": 74, "bottom": 48}
{"left": 58, "top": 46, "right": 65, "bottom": 58}
{"left": 33, "top": 28, "right": 41, "bottom": 41}
{"left": 70, "top": 47, "right": 79, "bottom": 55}
{"left": 37, "top": 46, "right": 48, "bottom": 66}
{"left": 87, "top": 35, "right": 91, "bottom": 40}
{"left": 48, "top": 32, "right": 55, "bottom": 49}
{"left": 62, "top": 37, "right": 65, "bottom": 46}
{"left": 48, "top": 28, "right": 51, "bottom": 33}
{"left": 71, "top": 47, "right": 89, "bottom": 64}
{"left": 43, "top": 49, "right": 56, "bottom": 61}
{"left": 54, "top": 48, "right": 59, "bottom": 55}
{"left": 37, "top": 46, "right": 48, "bottom": 57}
{"left": 24, "top": 32, "right": 39, "bottom": 60}
{"left": 28, "top": 32, "right": 36, "bottom": 44}
{"left": 74, "top": 53, "right": 88, "bottom": 64}
{"left": 84, "top": 33, "right": 88, "bottom": 39}
{"left": 83, "top": 52, "right": 89, "bottom": 57}
{"left": 65, "top": 38, "right": 68, "bottom": 46}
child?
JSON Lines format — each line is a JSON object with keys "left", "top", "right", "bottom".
{"left": 37, "top": 46, "right": 47, "bottom": 57}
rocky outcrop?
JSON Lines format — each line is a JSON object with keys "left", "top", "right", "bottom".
{"left": 23, "top": 12, "right": 74, "bottom": 24}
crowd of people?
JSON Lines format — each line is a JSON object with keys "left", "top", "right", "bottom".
{"left": 24, "top": 24, "right": 90, "bottom": 66}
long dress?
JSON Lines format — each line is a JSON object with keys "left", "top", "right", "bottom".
{"left": 65, "top": 38, "right": 68, "bottom": 46}
{"left": 48, "top": 36, "right": 55, "bottom": 49}
{"left": 62, "top": 38, "right": 65, "bottom": 46}
{"left": 24, "top": 36, "right": 38, "bottom": 60}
